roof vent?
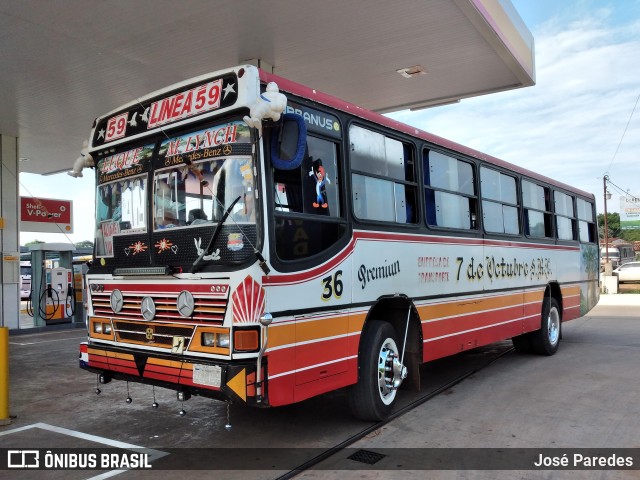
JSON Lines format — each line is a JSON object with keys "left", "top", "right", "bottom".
{"left": 396, "top": 65, "right": 426, "bottom": 78}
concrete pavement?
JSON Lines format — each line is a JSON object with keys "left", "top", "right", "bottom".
{"left": 299, "top": 295, "right": 640, "bottom": 479}
{"left": 2, "top": 295, "right": 639, "bottom": 479}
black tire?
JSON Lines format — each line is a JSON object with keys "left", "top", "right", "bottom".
{"left": 512, "top": 332, "right": 533, "bottom": 353}
{"left": 530, "top": 297, "right": 561, "bottom": 356}
{"left": 348, "top": 320, "right": 403, "bottom": 421}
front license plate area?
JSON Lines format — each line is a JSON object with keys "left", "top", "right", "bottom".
{"left": 192, "top": 364, "right": 222, "bottom": 387}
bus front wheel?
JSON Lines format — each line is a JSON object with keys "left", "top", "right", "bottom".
{"left": 530, "top": 297, "right": 561, "bottom": 356}
{"left": 348, "top": 320, "right": 404, "bottom": 421}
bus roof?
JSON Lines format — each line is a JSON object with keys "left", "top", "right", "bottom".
{"left": 261, "top": 70, "right": 594, "bottom": 201}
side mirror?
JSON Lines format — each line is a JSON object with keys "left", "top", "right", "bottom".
{"left": 270, "top": 113, "right": 306, "bottom": 170}
{"left": 259, "top": 312, "right": 273, "bottom": 327}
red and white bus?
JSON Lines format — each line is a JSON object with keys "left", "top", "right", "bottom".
{"left": 79, "top": 65, "right": 600, "bottom": 420}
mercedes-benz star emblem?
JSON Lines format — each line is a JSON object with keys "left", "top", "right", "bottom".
{"left": 177, "top": 290, "right": 195, "bottom": 317}
{"left": 110, "top": 289, "right": 124, "bottom": 313}
{"left": 141, "top": 296, "right": 156, "bottom": 321}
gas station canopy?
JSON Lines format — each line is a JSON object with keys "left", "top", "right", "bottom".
{"left": 0, "top": 0, "right": 534, "bottom": 175}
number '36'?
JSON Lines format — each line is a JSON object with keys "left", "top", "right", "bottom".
{"left": 321, "top": 270, "right": 343, "bottom": 300}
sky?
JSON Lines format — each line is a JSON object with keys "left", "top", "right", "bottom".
{"left": 388, "top": 0, "right": 640, "bottom": 218}
{"left": 18, "top": 0, "right": 640, "bottom": 246}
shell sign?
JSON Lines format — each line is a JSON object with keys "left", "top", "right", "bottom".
{"left": 231, "top": 276, "right": 265, "bottom": 324}
{"left": 20, "top": 196, "right": 73, "bottom": 234}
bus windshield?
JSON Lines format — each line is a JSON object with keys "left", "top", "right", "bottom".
{"left": 154, "top": 120, "right": 255, "bottom": 229}
{"left": 97, "top": 175, "right": 148, "bottom": 232}
{"left": 95, "top": 143, "right": 154, "bottom": 257}
{"left": 93, "top": 117, "right": 256, "bottom": 260}
{"left": 154, "top": 156, "right": 255, "bottom": 229}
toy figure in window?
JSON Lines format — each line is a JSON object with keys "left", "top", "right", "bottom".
{"left": 309, "top": 158, "right": 330, "bottom": 209}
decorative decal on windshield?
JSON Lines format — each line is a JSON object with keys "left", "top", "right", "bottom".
{"left": 156, "top": 120, "right": 252, "bottom": 169}
{"left": 155, "top": 238, "right": 173, "bottom": 254}
{"left": 97, "top": 144, "right": 153, "bottom": 184}
{"left": 227, "top": 233, "right": 244, "bottom": 251}
{"left": 126, "top": 241, "right": 148, "bottom": 256}
{"left": 195, "top": 237, "right": 220, "bottom": 261}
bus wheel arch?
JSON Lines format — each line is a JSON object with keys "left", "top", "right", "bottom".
{"left": 348, "top": 296, "right": 422, "bottom": 421}
{"left": 530, "top": 283, "right": 563, "bottom": 356}
{"left": 512, "top": 283, "right": 563, "bottom": 355}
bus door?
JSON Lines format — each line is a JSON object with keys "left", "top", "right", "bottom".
{"left": 293, "top": 258, "right": 352, "bottom": 398}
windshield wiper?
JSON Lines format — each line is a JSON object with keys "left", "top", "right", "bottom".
{"left": 191, "top": 195, "right": 241, "bottom": 273}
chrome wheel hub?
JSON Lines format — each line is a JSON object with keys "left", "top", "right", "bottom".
{"left": 377, "top": 338, "right": 407, "bottom": 405}
{"left": 548, "top": 307, "right": 560, "bottom": 345}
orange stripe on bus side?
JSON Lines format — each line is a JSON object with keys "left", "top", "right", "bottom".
{"left": 268, "top": 313, "right": 365, "bottom": 349}
{"left": 422, "top": 305, "right": 525, "bottom": 340}
{"left": 524, "top": 289, "right": 545, "bottom": 304}
{"left": 418, "top": 292, "right": 523, "bottom": 321}
{"left": 147, "top": 357, "right": 193, "bottom": 370}
{"left": 266, "top": 291, "right": 547, "bottom": 354}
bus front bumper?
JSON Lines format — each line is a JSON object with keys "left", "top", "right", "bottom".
{"left": 79, "top": 342, "right": 266, "bottom": 406}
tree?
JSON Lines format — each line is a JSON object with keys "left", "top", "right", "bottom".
{"left": 597, "top": 213, "right": 621, "bottom": 240}
{"left": 23, "top": 239, "right": 45, "bottom": 247}
{"left": 75, "top": 240, "right": 94, "bottom": 248}
{"left": 620, "top": 229, "right": 640, "bottom": 242}
{"left": 597, "top": 213, "right": 640, "bottom": 242}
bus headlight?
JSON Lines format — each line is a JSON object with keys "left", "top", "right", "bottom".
{"left": 202, "top": 332, "right": 215, "bottom": 346}
{"left": 103, "top": 323, "right": 112, "bottom": 335}
{"left": 217, "top": 333, "right": 230, "bottom": 348}
{"left": 201, "top": 330, "right": 230, "bottom": 348}
{"left": 93, "top": 322, "right": 103, "bottom": 334}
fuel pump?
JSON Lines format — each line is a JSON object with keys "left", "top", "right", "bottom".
{"left": 28, "top": 243, "right": 77, "bottom": 326}
{"left": 42, "top": 267, "right": 74, "bottom": 320}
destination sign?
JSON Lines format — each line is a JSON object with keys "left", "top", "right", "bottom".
{"left": 97, "top": 143, "right": 153, "bottom": 185}
{"left": 155, "top": 120, "right": 252, "bottom": 169}
{"left": 92, "top": 73, "right": 238, "bottom": 148}
{"left": 147, "top": 79, "right": 222, "bottom": 129}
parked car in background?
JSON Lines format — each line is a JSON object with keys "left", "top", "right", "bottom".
{"left": 612, "top": 261, "right": 640, "bottom": 283}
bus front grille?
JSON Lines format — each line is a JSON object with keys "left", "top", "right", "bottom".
{"left": 90, "top": 288, "right": 228, "bottom": 324}
{"left": 113, "top": 320, "right": 195, "bottom": 347}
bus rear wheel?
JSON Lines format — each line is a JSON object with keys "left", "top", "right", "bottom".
{"left": 348, "top": 320, "right": 406, "bottom": 421}
{"left": 530, "top": 297, "right": 561, "bottom": 356}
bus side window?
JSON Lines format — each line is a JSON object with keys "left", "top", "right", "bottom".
{"left": 274, "top": 169, "right": 303, "bottom": 213}
{"left": 272, "top": 134, "right": 346, "bottom": 263}
{"left": 302, "top": 137, "right": 340, "bottom": 216}
{"left": 554, "top": 191, "right": 576, "bottom": 241}
{"left": 350, "top": 125, "right": 417, "bottom": 224}
{"left": 480, "top": 167, "right": 519, "bottom": 235}
{"left": 424, "top": 150, "right": 477, "bottom": 230}
{"left": 273, "top": 135, "right": 340, "bottom": 217}
{"left": 523, "top": 180, "right": 553, "bottom": 238}
{"left": 577, "top": 197, "right": 596, "bottom": 243}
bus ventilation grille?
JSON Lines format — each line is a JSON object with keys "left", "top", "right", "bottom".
{"left": 347, "top": 450, "right": 386, "bottom": 465}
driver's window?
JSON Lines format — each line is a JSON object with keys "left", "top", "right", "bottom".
{"left": 274, "top": 135, "right": 340, "bottom": 217}
{"left": 272, "top": 134, "right": 346, "bottom": 263}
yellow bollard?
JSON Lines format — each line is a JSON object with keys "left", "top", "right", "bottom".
{"left": 0, "top": 327, "right": 10, "bottom": 425}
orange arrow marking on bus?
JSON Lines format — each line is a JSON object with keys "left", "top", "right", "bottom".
{"left": 227, "top": 368, "right": 246, "bottom": 402}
